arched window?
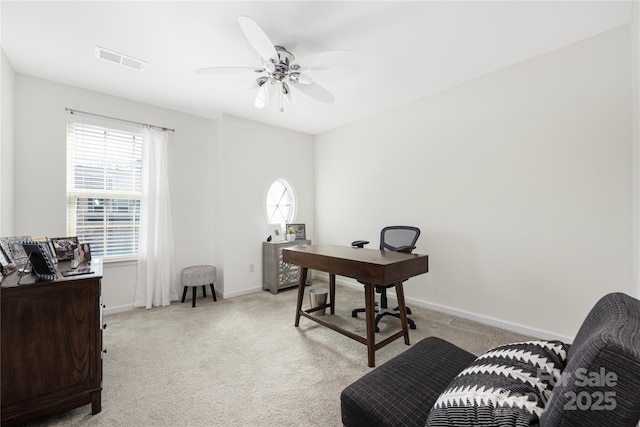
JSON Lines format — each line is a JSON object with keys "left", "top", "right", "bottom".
{"left": 265, "top": 179, "right": 295, "bottom": 227}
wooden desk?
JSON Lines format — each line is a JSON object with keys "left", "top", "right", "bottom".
{"left": 1, "top": 259, "right": 104, "bottom": 426}
{"left": 282, "top": 245, "right": 429, "bottom": 367}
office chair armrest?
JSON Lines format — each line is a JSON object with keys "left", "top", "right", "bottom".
{"left": 351, "top": 240, "right": 370, "bottom": 248}
{"left": 396, "top": 245, "right": 416, "bottom": 253}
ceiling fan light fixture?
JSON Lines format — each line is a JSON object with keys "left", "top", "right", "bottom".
{"left": 278, "top": 83, "right": 288, "bottom": 112}
{"left": 255, "top": 83, "right": 271, "bottom": 109}
{"left": 274, "top": 45, "right": 294, "bottom": 65}
{"left": 197, "top": 16, "right": 352, "bottom": 111}
{"left": 263, "top": 59, "right": 276, "bottom": 73}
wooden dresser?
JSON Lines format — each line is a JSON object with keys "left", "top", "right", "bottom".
{"left": 1, "top": 259, "right": 104, "bottom": 426}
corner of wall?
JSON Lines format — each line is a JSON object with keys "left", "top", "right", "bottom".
{"left": 632, "top": 0, "right": 640, "bottom": 299}
{"left": 0, "top": 47, "right": 16, "bottom": 235}
{"left": 213, "top": 114, "right": 225, "bottom": 295}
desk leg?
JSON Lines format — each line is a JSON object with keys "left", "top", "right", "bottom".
{"left": 329, "top": 274, "right": 336, "bottom": 315}
{"left": 294, "top": 267, "right": 308, "bottom": 327}
{"left": 395, "top": 281, "right": 411, "bottom": 345}
{"left": 364, "top": 283, "right": 376, "bottom": 367}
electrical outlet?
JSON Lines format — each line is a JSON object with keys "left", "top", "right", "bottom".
{"left": 248, "top": 263, "right": 255, "bottom": 273}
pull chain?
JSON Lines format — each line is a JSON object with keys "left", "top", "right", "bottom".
{"left": 278, "top": 84, "right": 284, "bottom": 112}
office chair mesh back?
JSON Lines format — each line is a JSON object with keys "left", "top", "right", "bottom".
{"left": 380, "top": 226, "right": 420, "bottom": 251}
{"left": 351, "top": 226, "right": 421, "bottom": 331}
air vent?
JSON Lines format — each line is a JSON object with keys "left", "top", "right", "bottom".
{"left": 95, "top": 46, "right": 146, "bottom": 71}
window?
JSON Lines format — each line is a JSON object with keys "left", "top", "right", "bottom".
{"left": 265, "top": 179, "right": 295, "bottom": 227}
{"left": 66, "top": 120, "right": 143, "bottom": 261}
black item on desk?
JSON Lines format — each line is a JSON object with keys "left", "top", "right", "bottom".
{"left": 22, "top": 242, "right": 57, "bottom": 281}
{"left": 61, "top": 267, "right": 94, "bottom": 277}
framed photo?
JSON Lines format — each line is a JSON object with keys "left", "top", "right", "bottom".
{"left": 286, "top": 223, "right": 306, "bottom": 240}
{"left": 50, "top": 236, "right": 79, "bottom": 261}
{"left": 268, "top": 223, "right": 284, "bottom": 242}
{"left": 0, "top": 245, "right": 16, "bottom": 276}
{"left": 33, "top": 237, "right": 58, "bottom": 264}
{"left": 0, "top": 236, "right": 32, "bottom": 268}
{"left": 22, "top": 242, "right": 57, "bottom": 281}
{"left": 78, "top": 243, "right": 91, "bottom": 263}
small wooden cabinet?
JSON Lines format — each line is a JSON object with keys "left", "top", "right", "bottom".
{"left": 1, "top": 259, "right": 104, "bottom": 426}
{"left": 263, "top": 240, "right": 311, "bottom": 294}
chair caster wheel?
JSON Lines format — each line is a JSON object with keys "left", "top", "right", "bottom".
{"left": 410, "top": 324, "right": 416, "bottom": 330}
{"left": 406, "top": 307, "right": 412, "bottom": 315}
{"left": 351, "top": 312, "right": 358, "bottom": 318}
{"left": 375, "top": 326, "right": 380, "bottom": 333}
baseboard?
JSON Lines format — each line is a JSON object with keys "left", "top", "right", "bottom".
{"left": 405, "top": 296, "right": 573, "bottom": 344}
{"left": 104, "top": 292, "right": 226, "bottom": 315}
{"left": 313, "top": 272, "right": 573, "bottom": 343}
{"left": 104, "top": 304, "right": 134, "bottom": 315}
{"left": 223, "top": 286, "right": 263, "bottom": 299}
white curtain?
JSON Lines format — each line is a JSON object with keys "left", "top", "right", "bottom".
{"left": 134, "top": 128, "right": 177, "bottom": 309}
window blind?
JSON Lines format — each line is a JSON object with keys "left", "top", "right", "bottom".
{"left": 66, "top": 121, "right": 143, "bottom": 261}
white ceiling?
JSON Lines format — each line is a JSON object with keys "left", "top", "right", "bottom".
{"left": 1, "top": 1, "right": 632, "bottom": 135}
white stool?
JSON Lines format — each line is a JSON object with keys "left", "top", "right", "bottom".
{"left": 181, "top": 265, "right": 217, "bottom": 308}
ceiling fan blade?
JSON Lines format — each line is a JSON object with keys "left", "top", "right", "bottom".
{"left": 194, "top": 66, "right": 260, "bottom": 75}
{"left": 239, "top": 16, "right": 278, "bottom": 62}
{"left": 288, "top": 72, "right": 313, "bottom": 85}
{"left": 291, "top": 81, "right": 335, "bottom": 103}
{"left": 292, "top": 50, "right": 355, "bottom": 72}
{"left": 297, "top": 73, "right": 313, "bottom": 84}
{"left": 255, "top": 82, "right": 275, "bottom": 109}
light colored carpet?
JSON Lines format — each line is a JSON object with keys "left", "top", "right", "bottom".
{"left": 22, "top": 282, "right": 531, "bottom": 427}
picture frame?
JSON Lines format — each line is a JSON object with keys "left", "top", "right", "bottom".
{"left": 0, "top": 245, "right": 16, "bottom": 276}
{"left": 0, "top": 236, "right": 33, "bottom": 268}
{"left": 268, "top": 223, "right": 284, "bottom": 242}
{"left": 33, "top": 237, "right": 58, "bottom": 264}
{"left": 22, "top": 241, "right": 57, "bottom": 281}
{"left": 78, "top": 242, "right": 91, "bottom": 264}
{"left": 50, "top": 236, "right": 79, "bottom": 261}
{"left": 286, "top": 223, "right": 306, "bottom": 240}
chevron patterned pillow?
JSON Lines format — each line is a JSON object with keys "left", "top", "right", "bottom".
{"left": 426, "top": 340, "right": 569, "bottom": 427}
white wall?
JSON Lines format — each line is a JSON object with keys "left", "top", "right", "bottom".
{"left": 5, "top": 22, "right": 634, "bottom": 339}
{"left": 11, "top": 75, "right": 314, "bottom": 310}
{"left": 13, "top": 75, "right": 218, "bottom": 312}
{"left": 314, "top": 26, "right": 632, "bottom": 341}
{"left": 218, "top": 114, "right": 314, "bottom": 297}
{"left": 1, "top": 48, "right": 15, "bottom": 235}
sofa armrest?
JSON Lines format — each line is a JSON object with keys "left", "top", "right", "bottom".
{"left": 541, "top": 293, "right": 640, "bottom": 427}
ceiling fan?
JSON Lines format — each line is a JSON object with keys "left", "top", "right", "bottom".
{"left": 195, "top": 16, "right": 355, "bottom": 112}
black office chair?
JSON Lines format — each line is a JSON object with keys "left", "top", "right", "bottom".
{"left": 351, "top": 226, "right": 420, "bottom": 332}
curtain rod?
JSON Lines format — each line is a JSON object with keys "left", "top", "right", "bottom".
{"left": 65, "top": 108, "right": 175, "bottom": 133}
